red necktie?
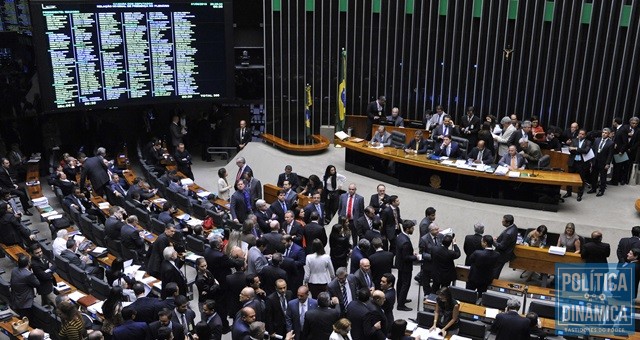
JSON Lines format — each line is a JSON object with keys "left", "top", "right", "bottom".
{"left": 346, "top": 195, "right": 353, "bottom": 220}
{"left": 236, "top": 167, "right": 243, "bottom": 181}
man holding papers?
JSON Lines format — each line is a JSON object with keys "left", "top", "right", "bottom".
{"left": 564, "top": 129, "right": 592, "bottom": 202}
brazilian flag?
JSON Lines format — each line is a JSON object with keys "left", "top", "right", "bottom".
{"left": 336, "top": 49, "right": 346, "bottom": 131}
{"left": 304, "top": 84, "right": 312, "bottom": 137}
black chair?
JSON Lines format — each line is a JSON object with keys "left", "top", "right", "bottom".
{"left": 150, "top": 217, "right": 167, "bottom": 235}
{"left": 451, "top": 136, "right": 470, "bottom": 159}
{"left": 458, "top": 319, "right": 487, "bottom": 340}
{"left": 135, "top": 207, "right": 151, "bottom": 227}
{"left": 69, "top": 206, "right": 81, "bottom": 226}
{"left": 537, "top": 155, "right": 551, "bottom": 169}
{"left": 54, "top": 255, "right": 71, "bottom": 282}
{"left": 89, "top": 276, "right": 111, "bottom": 300}
{"left": 390, "top": 131, "right": 407, "bottom": 149}
{"left": 69, "top": 263, "right": 91, "bottom": 292}
{"left": 38, "top": 240, "right": 54, "bottom": 262}
{"left": 124, "top": 201, "right": 138, "bottom": 218}
{"left": 0, "top": 276, "right": 10, "bottom": 305}
{"left": 121, "top": 246, "right": 139, "bottom": 263}
{"left": 450, "top": 285, "right": 479, "bottom": 304}
{"left": 186, "top": 235, "right": 205, "bottom": 256}
{"left": 91, "top": 223, "right": 107, "bottom": 248}
{"left": 416, "top": 311, "right": 435, "bottom": 328}
{"left": 106, "top": 238, "right": 123, "bottom": 258}
{"left": 174, "top": 193, "right": 193, "bottom": 215}
{"left": 208, "top": 209, "right": 225, "bottom": 227}
{"left": 528, "top": 300, "right": 556, "bottom": 319}
{"left": 79, "top": 214, "right": 95, "bottom": 242}
{"left": 31, "top": 303, "right": 62, "bottom": 338}
{"left": 480, "top": 291, "right": 510, "bottom": 311}
{"left": 192, "top": 203, "right": 207, "bottom": 220}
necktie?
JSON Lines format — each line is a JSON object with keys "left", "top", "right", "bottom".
{"left": 511, "top": 156, "right": 517, "bottom": 169}
{"left": 368, "top": 218, "right": 372, "bottom": 229}
{"left": 300, "top": 303, "right": 306, "bottom": 327}
{"left": 241, "top": 128, "right": 245, "bottom": 137}
{"left": 181, "top": 313, "right": 188, "bottom": 334}
{"left": 444, "top": 126, "right": 448, "bottom": 136}
{"left": 598, "top": 139, "right": 605, "bottom": 153}
{"left": 280, "top": 294, "right": 287, "bottom": 312}
{"left": 477, "top": 150, "right": 483, "bottom": 161}
{"left": 315, "top": 204, "right": 321, "bottom": 216}
{"left": 287, "top": 223, "right": 292, "bottom": 234}
{"left": 281, "top": 201, "right": 287, "bottom": 212}
{"left": 446, "top": 145, "right": 451, "bottom": 157}
{"left": 416, "top": 141, "right": 420, "bottom": 151}
{"left": 433, "top": 236, "right": 438, "bottom": 245}
{"left": 365, "top": 273, "right": 372, "bottom": 288}
{"left": 346, "top": 195, "right": 354, "bottom": 220}
{"left": 285, "top": 247, "right": 290, "bottom": 257}
{"left": 252, "top": 227, "right": 258, "bottom": 238}
{"left": 392, "top": 209, "right": 398, "bottom": 228}
{"left": 236, "top": 167, "right": 243, "bottom": 181}
{"left": 243, "top": 191, "right": 252, "bottom": 211}
{"left": 341, "top": 284, "right": 349, "bottom": 307}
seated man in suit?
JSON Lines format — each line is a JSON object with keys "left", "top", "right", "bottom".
{"left": 53, "top": 172, "right": 77, "bottom": 197}
{"left": 490, "top": 299, "right": 530, "bottom": 340}
{"left": 60, "top": 239, "right": 103, "bottom": 279}
{"left": 467, "top": 140, "right": 494, "bottom": 164}
{"left": 371, "top": 125, "right": 392, "bottom": 147}
{"left": 0, "top": 158, "right": 32, "bottom": 213}
{"left": 433, "top": 135, "right": 461, "bottom": 158}
{"left": 404, "top": 130, "right": 429, "bottom": 154}
{"left": 277, "top": 165, "right": 300, "bottom": 190}
{"left": 498, "top": 145, "right": 526, "bottom": 170}
{"left": 385, "top": 107, "right": 405, "bottom": 127}
{"left": 431, "top": 115, "right": 460, "bottom": 144}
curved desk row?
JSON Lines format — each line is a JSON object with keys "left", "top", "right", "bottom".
{"left": 336, "top": 139, "right": 582, "bottom": 211}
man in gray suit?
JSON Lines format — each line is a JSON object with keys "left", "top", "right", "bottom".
{"left": 247, "top": 238, "right": 269, "bottom": 275}
{"left": 243, "top": 170, "right": 262, "bottom": 210}
{"left": 418, "top": 223, "right": 444, "bottom": 295}
{"left": 11, "top": 254, "right": 40, "bottom": 319}
{"left": 371, "top": 126, "right": 392, "bottom": 146}
{"left": 286, "top": 286, "right": 318, "bottom": 340}
{"left": 337, "top": 183, "right": 365, "bottom": 245}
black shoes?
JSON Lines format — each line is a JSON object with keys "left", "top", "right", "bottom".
{"left": 397, "top": 305, "right": 413, "bottom": 311}
{"left": 596, "top": 192, "right": 604, "bottom": 197}
{"left": 562, "top": 193, "right": 572, "bottom": 198}
{"left": 587, "top": 189, "right": 597, "bottom": 194}
{"left": 577, "top": 196, "right": 582, "bottom": 202}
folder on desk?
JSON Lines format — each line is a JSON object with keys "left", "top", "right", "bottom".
{"left": 548, "top": 246, "right": 566, "bottom": 255}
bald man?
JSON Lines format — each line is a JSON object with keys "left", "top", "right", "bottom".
{"left": 467, "top": 140, "right": 494, "bottom": 164}
{"left": 232, "top": 307, "right": 256, "bottom": 340}
{"left": 581, "top": 231, "right": 610, "bottom": 263}
{"left": 364, "top": 290, "right": 388, "bottom": 339}
{"left": 353, "top": 258, "right": 374, "bottom": 290}
{"left": 238, "top": 287, "right": 264, "bottom": 322}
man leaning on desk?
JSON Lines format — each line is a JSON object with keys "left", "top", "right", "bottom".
{"left": 404, "top": 130, "right": 429, "bottom": 154}
{"left": 371, "top": 126, "right": 392, "bottom": 147}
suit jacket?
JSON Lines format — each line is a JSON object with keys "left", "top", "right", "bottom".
{"left": 350, "top": 246, "right": 366, "bottom": 274}
{"left": 204, "top": 247, "right": 239, "bottom": 288}
{"left": 468, "top": 249, "right": 500, "bottom": 287}
{"left": 371, "top": 131, "right": 392, "bottom": 146}
{"left": 277, "top": 172, "right": 300, "bottom": 189}
{"left": 369, "top": 193, "right": 389, "bottom": 215}
{"left": 617, "top": 237, "right": 640, "bottom": 263}
{"left": 266, "top": 291, "right": 293, "bottom": 336}
{"left": 432, "top": 124, "right": 460, "bottom": 143}
{"left": 434, "top": 141, "right": 461, "bottom": 158}
{"left": 283, "top": 220, "right": 304, "bottom": 245}
{"left": 247, "top": 178, "right": 262, "bottom": 207}
{"left": 568, "top": 138, "right": 593, "bottom": 166}
{"left": 382, "top": 288, "right": 396, "bottom": 326}
{"left": 509, "top": 129, "right": 534, "bottom": 150}
{"left": 80, "top": 156, "right": 110, "bottom": 191}
{"left": 467, "top": 147, "right": 494, "bottom": 164}
{"left": 460, "top": 114, "right": 481, "bottom": 135}
{"left": 419, "top": 233, "right": 444, "bottom": 270}
{"left": 430, "top": 244, "right": 461, "bottom": 283}
{"left": 286, "top": 298, "right": 318, "bottom": 340}
{"left": 128, "top": 296, "right": 160, "bottom": 324}
{"left": 171, "top": 309, "right": 196, "bottom": 334}
{"left": 495, "top": 125, "right": 517, "bottom": 156}
{"left": 367, "top": 101, "right": 385, "bottom": 125}
{"left": 353, "top": 269, "right": 374, "bottom": 290}
{"left": 112, "top": 320, "right": 151, "bottom": 340}
{"left": 405, "top": 138, "right": 428, "bottom": 154}
{"left": 230, "top": 190, "right": 251, "bottom": 222}
{"left": 386, "top": 115, "right": 405, "bottom": 127}
{"left": 121, "top": 223, "right": 144, "bottom": 252}
{"left": 269, "top": 199, "right": 289, "bottom": 225}
{"left": 284, "top": 189, "right": 298, "bottom": 208}
{"left": 395, "top": 233, "right": 417, "bottom": 272}
{"left": 174, "top": 149, "right": 192, "bottom": 173}
{"left": 495, "top": 225, "right": 518, "bottom": 263}
{"left": 327, "top": 276, "right": 358, "bottom": 315}
{"left": 170, "top": 122, "right": 185, "bottom": 147}
{"left": 60, "top": 249, "right": 86, "bottom": 269}
{"left": 10, "top": 267, "right": 39, "bottom": 309}
{"left": 161, "top": 260, "right": 187, "bottom": 299}
{"left": 303, "top": 222, "right": 327, "bottom": 253}
{"left": 0, "top": 167, "right": 16, "bottom": 189}
{"left": 283, "top": 243, "right": 306, "bottom": 288}
{"left": 303, "top": 203, "right": 325, "bottom": 226}
{"left": 262, "top": 231, "right": 285, "bottom": 255}
{"left": 54, "top": 179, "right": 77, "bottom": 196}
{"left": 302, "top": 307, "right": 341, "bottom": 340}
{"left": 592, "top": 138, "right": 614, "bottom": 166}
{"left": 344, "top": 300, "right": 372, "bottom": 340}
{"left": 235, "top": 127, "right": 252, "bottom": 147}
{"left": 498, "top": 153, "right": 526, "bottom": 169}
{"left": 369, "top": 250, "right": 394, "bottom": 289}
{"left": 254, "top": 209, "right": 271, "bottom": 234}
{"left": 355, "top": 215, "right": 379, "bottom": 239}
{"left": 259, "top": 264, "right": 288, "bottom": 296}
{"left": 226, "top": 272, "right": 247, "bottom": 319}
{"left": 490, "top": 311, "right": 530, "bottom": 340}
{"left": 0, "top": 213, "right": 31, "bottom": 246}
{"left": 30, "top": 256, "right": 56, "bottom": 295}
{"left": 363, "top": 304, "right": 388, "bottom": 340}
{"left": 204, "top": 312, "right": 223, "bottom": 340}
{"left": 149, "top": 319, "right": 184, "bottom": 340}
{"left": 381, "top": 206, "right": 402, "bottom": 243}
{"left": 247, "top": 246, "right": 268, "bottom": 275}
{"left": 463, "top": 233, "right": 484, "bottom": 265}
{"left": 337, "top": 193, "right": 365, "bottom": 221}
{"left": 581, "top": 241, "right": 611, "bottom": 263}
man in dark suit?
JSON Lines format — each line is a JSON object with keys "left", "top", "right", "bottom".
{"left": 120, "top": 215, "right": 145, "bottom": 263}
{"left": 327, "top": 267, "right": 357, "bottom": 316}
{"left": 355, "top": 206, "right": 379, "bottom": 240}
{"left": 301, "top": 292, "right": 341, "bottom": 340}
{"left": 617, "top": 226, "right": 640, "bottom": 263}
{"left": 174, "top": 143, "right": 194, "bottom": 181}
{"left": 112, "top": 307, "right": 151, "bottom": 340}
{"left": 561, "top": 122, "right": 580, "bottom": 146}
{"left": 268, "top": 190, "right": 289, "bottom": 225}
{"left": 230, "top": 179, "right": 252, "bottom": 223}
{"left": 589, "top": 128, "right": 614, "bottom": 197}
{"left": 418, "top": 222, "right": 443, "bottom": 295}
{"left": 581, "top": 231, "right": 610, "bottom": 263}
{"left": 232, "top": 307, "right": 255, "bottom": 340}
{"left": 238, "top": 287, "right": 265, "bottom": 322}
{"left": 303, "top": 193, "right": 325, "bottom": 226}
{"left": 467, "top": 140, "right": 494, "bottom": 164}
{"left": 381, "top": 195, "right": 402, "bottom": 254}
{"left": 10, "top": 254, "right": 39, "bottom": 319}
{"left": 380, "top": 274, "right": 396, "bottom": 324}
{"left": 433, "top": 135, "right": 461, "bottom": 158}
{"left": 282, "top": 211, "right": 303, "bottom": 246}
{"left": 404, "top": 130, "right": 429, "bottom": 154}
{"left": 386, "top": 107, "right": 405, "bottom": 127}
{"left": 498, "top": 145, "right": 526, "bottom": 170}
{"left": 277, "top": 165, "right": 300, "bottom": 190}
{"left": 286, "top": 286, "right": 317, "bottom": 340}
{"left": 63, "top": 187, "right": 102, "bottom": 222}
{"left": 460, "top": 106, "right": 481, "bottom": 147}
{"left": 128, "top": 282, "right": 161, "bottom": 323}
{"left": 266, "top": 279, "right": 292, "bottom": 338}
{"left": 368, "top": 238, "right": 394, "bottom": 290}
{"left": 564, "top": 129, "right": 592, "bottom": 201}
{"left": 467, "top": 235, "right": 500, "bottom": 296}
{"left": 366, "top": 96, "right": 386, "bottom": 140}
{"left": 395, "top": 220, "right": 417, "bottom": 311}
{"left": 262, "top": 221, "right": 285, "bottom": 255}
{"left": 29, "top": 244, "right": 56, "bottom": 306}
{"left": 170, "top": 295, "right": 196, "bottom": 337}
{"left": 353, "top": 258, "right": 375, "bottom": 291}
{"left": 282, "top": 180, "right": 298, "bottom": 208}
{"left": 350, "top": 239, "right": 369, "bottom": 274}
{"left": 493, "top": 214, "right": 518, "bottom": 279}
{"left": 60, "top": 239, "right": 103, "bottom": 279}
{"left": 235, "top": 120, "right": 252, "bottom": 151}
{"left": 226, "top": 263, "right": 248, "bottom": 321}
{"left": 253, "top": 200, "right": 272, "bottom": 234}
{"left": 0, "top": 158, "right": 32, "bottom": 212}
{"left": 282, "top": 235, "right": 306, "bottom": 289}
{"left": 79, "top": 147, "right": 110, "bottom": 196}
{"left": 303, "top": 211, "right": 327, "bottom": 254}
{"left": 430, "top": 234, "right": 461, "bottom": 290}
{"left": 364, "top": 290, "right": 388, "bottom": 340}
{"left": 150, "top": 308, "right": 185, "bottom": 340}
{"left": 463, "top": 223, "right": 484, "bottom": 266}
{"left": 160, "top": 247, "right": 188, "bottom": 299}
{"left": 169, "top": 115, "right": 186, "bottom": 149}
{"left": 344, "top": 288, "right": 373, "bottom": 340}
{"left": 243, "top": 170, "right": 262, "bottom": 209}
{"left": 202, "top": 300, "right": 223, "bottom": 340}
{"left": 431, "top": 115, "right": 460, "bottom": 145}
{"left": 490, "top": 299, "right": 529, "bottom": 340}
{"left": 259, "top": 253, "right": 288, "bottom": 295}
{"left": 337, "top": 183, "right": 365, "bottom": 245}
{"left": 509, "top": 120, "right": 534, "bottom": 151}
{"left": 418, "top": 207, "right": 437, "bottom": 238}
{"left": 368, "top": 184, "right": 389, "bottom": 215}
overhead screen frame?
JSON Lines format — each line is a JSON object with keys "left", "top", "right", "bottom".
{"left": 30, "top": 0, "right": 235, "bottom": 113}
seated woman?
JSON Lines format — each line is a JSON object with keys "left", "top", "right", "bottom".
{"left": 524, "top": 225, "right": 548, "bottom": 248}
{"left": 430, "top": 287, "right": 460, "bottom": 337}
{"left": 300, "top": 174, "right": 322, "bottom": 196}
{"left": 557, "top": 222, "right": 581, "bottom": 253}
{"left": 531, "top": 115, "right": 546, "bottom": 142}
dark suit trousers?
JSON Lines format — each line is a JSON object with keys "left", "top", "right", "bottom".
{"left": 397, "top": 269, "right": 412, "bottom": 306}
{"left": 10, "top": 186, "right": 30, "bottom": 209}
{"left": 612, "top": 160, "right": 629, "bottom": 184}
{"left": 492, "top": 261, "right": 506, "bottom": 280}
{"left": 568, "top": 160, "right": 590, "bottom": 195}
{"left": 591, "top": 163, "right": 608, "bottom": 192}
{"left": 421, "top": 267, "right": 434, "bottom": 295}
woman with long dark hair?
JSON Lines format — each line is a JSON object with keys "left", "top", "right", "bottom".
{"left": 300, "top": 174, "right": 322, "bottom": 196}
{"left": 329, "top": 215, "right": 352, "bottom": 271}
{"left": 322, "top": 165, "right": 346, "bottom": 222}
{"left": 101, "top": 286, "right": 126, "bottom": 338}
{"left": 430, "top": 287, "right": 460, "bottom": 337}
{"left": 217, "top": 168, "right": 233, "bottom": 201}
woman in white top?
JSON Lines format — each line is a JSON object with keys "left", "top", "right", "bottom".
{"left": 217, "top": 167, "right": 233, "bottom": 201}
{"left": 322, "top": 165, "right": 346, "bottom": 221}
{"left": 329, "top": 318, "right": 353, "bottom": 340}
{"left": 304, "top": 239, "right": 335, "bottom": 298}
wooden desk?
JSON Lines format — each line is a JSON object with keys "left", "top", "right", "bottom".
{"left": 263, "top": 183, "right": 312, "bottom": 208}
{"left": 541, "top": 149, "right": 570, "bottom": 173}
{"left": 373, "top": 124, "right": 430, "bottom": 144}
{"left": 0, "top": 316, "right": 34, "bottom": 340}
{"left": 509, "top": 245, "right": 584, "bottom": 275}
{"left": 337, "top": 139, "right": 582, "bottom": 211}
